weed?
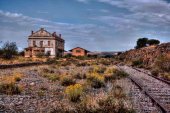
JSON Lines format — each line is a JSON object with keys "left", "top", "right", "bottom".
{"left": 65, "top": 84, "right": 83, "bottom": 102}
{"left": 61, "top": 76, "right": 76, "bottom": 86}
{"left": 87, "top": 73, "right": 105, "bottom": 88}
{"left": 0, "top": 83, "right": 22, "bottom": 95}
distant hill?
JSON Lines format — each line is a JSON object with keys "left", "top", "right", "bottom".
{"left": 88, "top": 51, "right": 122, "bottom": 56}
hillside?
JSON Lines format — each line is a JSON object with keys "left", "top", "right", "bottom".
{"left": 118, "top": 42, "right": 170, "bottom": 80}
{"left": 119, "top": 42, "right": 170, "bottom": 67}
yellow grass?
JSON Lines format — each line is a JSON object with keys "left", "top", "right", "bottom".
{"left": 0, "top": 72, "right": 23, "bottom": 84}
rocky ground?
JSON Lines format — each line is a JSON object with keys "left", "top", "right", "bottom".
{"left": 0, "top": 61, "right": 134, "bottom": 113}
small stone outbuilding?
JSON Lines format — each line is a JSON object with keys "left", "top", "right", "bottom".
{"left": 69, "top": 47, "right": 90, "bottom": 56}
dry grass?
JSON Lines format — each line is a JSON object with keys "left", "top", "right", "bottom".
{"left": 0, "top": 58, "right": 135, "bottom": 112}
{"left": 0, "top": 72, "right": 23, "bottom": 95}
{"left": 0, "top": 56, "right": 48, "bottom": 64}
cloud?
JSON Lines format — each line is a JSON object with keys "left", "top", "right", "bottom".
{"left": 76, "top": 0, "right": 88, "bottom": 3}
{"left": 100, "top": 9, "right": 110, "bottom": 13}
{"left": 37, "top": 11, "right": 48, "bottom": 14}
{"left": 0, "top": 10, "right": 115, "bottom": 51}
{"left": 0, "top": 0, "right": 170, "bottom": 51}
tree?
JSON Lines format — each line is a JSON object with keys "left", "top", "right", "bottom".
{"left": 147, "top": 39, "right": 160, "bottom": 46}
{"left": 0, "top": 48, "right": 3, "bottom": 56}
{"left": 135, "top": 38, "right": 148, "bottom": 49}
{"left": 1, "top": 42, "right": 18, "bottom": 59}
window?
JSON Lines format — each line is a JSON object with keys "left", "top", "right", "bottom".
{"left": 33, "top": 41, "right": 36, "bottom": 47}
{"left": 76, "top": 50, "right": 81, "bottom": 53}
{"left": 40, "top": 41, "right": 43, "bottom": 47}
{"left": 48, "top": 41, "right": 50, "bottom": 46}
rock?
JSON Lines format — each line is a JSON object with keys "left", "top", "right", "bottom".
{"left": 30, "top": 82, "right": 35, "bottom": 86}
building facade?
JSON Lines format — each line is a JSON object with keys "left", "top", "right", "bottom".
{"left": 69, "top": 47, "right": 89, "bottom": 56}
{"left": 24, "top": 28, "right": 65, "bottom": 58}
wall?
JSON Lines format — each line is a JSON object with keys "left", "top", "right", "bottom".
{"left": 28, "top": 39, "right": 56, "bottom": 56}
{"left": 72, "top": 48, "right": 86, "bottom": 56}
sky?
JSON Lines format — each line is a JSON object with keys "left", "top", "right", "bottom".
{"left": 0, "top": 0, "right": 170, "bottom": 51}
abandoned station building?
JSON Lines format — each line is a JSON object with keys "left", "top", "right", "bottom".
{"left": 24, "top": 28, "right": 65, "bottom": 58}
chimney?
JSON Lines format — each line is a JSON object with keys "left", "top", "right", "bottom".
{"left": 40, "top": 28, "right": 44, "bottom": 31}
{"left": 59, "top": 34, "right": 61, "bottom": 38}
{"left": 31, "top": 31, "right": 34, "bottom": 35}
{"left": 52, "top": 32, "right": 56, "bottom": 37}
{"left": 40, "top": 28, "right": 44, "bottom": 33}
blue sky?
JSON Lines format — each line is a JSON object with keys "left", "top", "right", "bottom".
{"left": 0, "top": 0, "right": 170, "bottom": 51}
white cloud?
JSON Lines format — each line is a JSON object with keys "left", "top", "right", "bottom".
{"left": 0, "top": 10, "right": 116, "bottom": 51}
{"left": 76, "top": 0, "right": 88, "bottom": 3}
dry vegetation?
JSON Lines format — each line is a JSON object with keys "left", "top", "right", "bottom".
{"left": 0, "top": 56, "right": 48, "bottom": 64}
{"left": 0, "top": 57, "right": 135, "bottom": 113}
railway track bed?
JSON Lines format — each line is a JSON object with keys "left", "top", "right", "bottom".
{"left": 118, "top": 66, "right": 170, "bottom": 113}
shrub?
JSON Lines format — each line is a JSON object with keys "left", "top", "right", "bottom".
{"left": 132, "top": 59, "right": 143, "bottom": 67}
{"left": 104, "top": 67, "right": 117, "bottom": 82}
{"left": 0, "top": 83, "right": 21, "bottom": 95}
{"left": 61, "top": 77, "right": 76, "bottom": 86}
{"left": 1, "top": 73, "right": 23, "bottom": 84}
{"left": 104, "top": 67, "right": 117, "bottom": 74}
{"left": 42, "top": 67, "right": 55, "bottom": 73}
{"left": 74, "top": 73, "right": 86, "bottom": 79}
{"left": 98, "top": 95, "right": 116, "bottom": 111}
{"left": 163, "top": 73, "right": 170, "bottom": 80}
{"left": 77, "top": 95, "right": 101, "bottom": 112}
{"left": 104, "top": 68, "right": 128, "bottom": 81}
{"left": 1, "top": 41, "right": 18, "bottom": 59}
{"left": 65, "top": 84, "right": 83, "bottom": 102}
{"left": 43, "top": 73, "right": 59, "bottom": 82}
{"left": 14, "top": 76, "right": 21, "bottom": 82}
{"left": 60, "top": 61, "right": 71, "bottom": 66}
{"left": 104, "top": 74, "right": 116, "bottom": 82}
{"left": 90, "top": 65, "right": 106, "bottom": 74}
{"left": 114, "top": 70, "right": 129, "bottom": 79}
{"left": 76, "top": 62, "right": 89, "bottom": 67}
{"left": 37, "top": 90, "right": 45, "bottom": 97}
{"left": 151, "top": 69, "right": 159, "bottom": 76}
{"left": 87, "top": 73, "right": 105, "bottom": 88}
{"left": 155, "top": 56, "right": 170, "bottom": 72}
{"left": 113, "top": 86, "right": 126, "bottom": 99}
{"left": 99, "top": 59, "right": 111, "bottom": 66}
{"left": 36, "top": 53, "right": 44, "bottom": 58}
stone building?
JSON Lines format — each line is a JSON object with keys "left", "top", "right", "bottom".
{"left": 69, "top": 47, "right": 89, "bottom": 56}
{"left": 24, "top": 28, "right": 65, "bottom": 58}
